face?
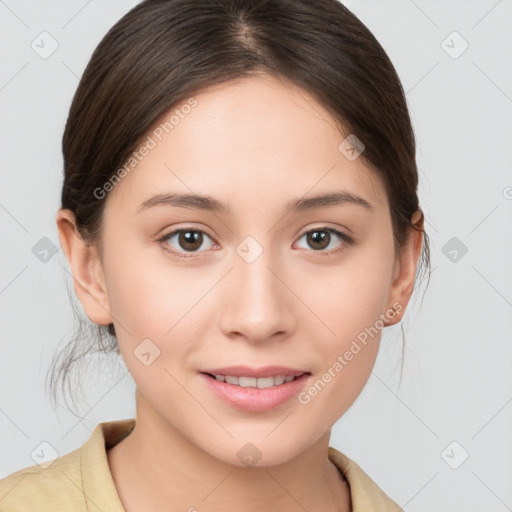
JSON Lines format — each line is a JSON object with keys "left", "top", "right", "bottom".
{"left": 64, "top": 74, "right": 415, "bottom": 467}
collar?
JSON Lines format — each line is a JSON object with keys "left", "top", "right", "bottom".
{"left": 82, "top": 419, "right": 402, "bottom": 511}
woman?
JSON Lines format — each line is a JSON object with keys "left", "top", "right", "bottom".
{"left": 0, "top": 0, "right": 430, "bottom": 510}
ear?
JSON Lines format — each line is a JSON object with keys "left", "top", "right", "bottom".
{"left": 56, "top": 208, "right": 113, "bottom": 326}
{"left": 384, "top": 210, "right": 424, "bottom": 326}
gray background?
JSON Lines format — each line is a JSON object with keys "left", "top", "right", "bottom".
{"left": 1, "top": 1, "right": 511, "bottom": 510}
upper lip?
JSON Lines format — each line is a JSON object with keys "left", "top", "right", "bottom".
{"left": 201, "top": 365, "right": 309, "bottom": 378}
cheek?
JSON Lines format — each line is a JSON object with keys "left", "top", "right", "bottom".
{"left": 103, "top": 240, "right": 203, "bottom": 333}
{"left": 102, "top": 244, "right": 219, "bottom": 376}
{"left": 302, "top": 235, "right": 394, "bottom": 347}
{"left": 294, "top": 236, "right": 394, "bottom": 414}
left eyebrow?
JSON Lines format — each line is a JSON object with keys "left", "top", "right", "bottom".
{"left": 135, "top": 190, "right": 373, "bottom": 215}
{"left": 287, "top": 191, "right": 373, "bottom": 212}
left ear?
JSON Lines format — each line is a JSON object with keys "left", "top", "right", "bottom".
{"left": 385, "top": 210, "right": 424, "bottom": 326}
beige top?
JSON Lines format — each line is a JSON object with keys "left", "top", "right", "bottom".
{"left": 0, "top": 418, "right": 403, "bottom": 511}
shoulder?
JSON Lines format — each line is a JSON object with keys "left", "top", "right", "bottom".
{"left": 0, "top": 446, "right": 86, "bottom": 511}
{"left": 0, "top": 419, "right": 133, "bottom": 512}
{"left": 328, "top": 446, "right": 403, "bottom": 512}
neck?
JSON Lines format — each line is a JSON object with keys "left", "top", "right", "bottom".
{"left": 107, "top": 389, "right": 351, "bottom": 512}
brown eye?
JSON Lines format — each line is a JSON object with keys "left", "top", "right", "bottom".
{"left": 177, "top": 230, "right": 203, "bottom": 251}
{"left": 306, "top": 230, "right": 331, "bottom": 250}
{"left": 160, "top": 229, "right": 215, "bottom": 256}
{"left": 296, "top": 228, "right": 353, "bottom": 254}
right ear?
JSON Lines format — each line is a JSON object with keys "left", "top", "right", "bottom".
{"left": 56, "top": 209, "right": 113, "bottom": 326}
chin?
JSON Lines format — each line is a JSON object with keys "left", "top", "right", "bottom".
{"left": 201, "top": 432, "right": 313, "bottom": 469}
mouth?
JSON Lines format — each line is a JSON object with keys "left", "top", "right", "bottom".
{"left": 200, "top": 365, "right": 311, "bottom": 389}
{"left": 201, "top": 372, "right": 309, "bottom": 389}
{"left": 199, "top": 369, "right": 312, "bottom": 412}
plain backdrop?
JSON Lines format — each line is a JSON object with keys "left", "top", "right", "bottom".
{"left": 1, "top": 1, "right": 511, "bottom": 511}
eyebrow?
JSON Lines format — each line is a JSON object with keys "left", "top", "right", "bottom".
{"left": 135, "top": 191, "right": 373, "bottom": 215}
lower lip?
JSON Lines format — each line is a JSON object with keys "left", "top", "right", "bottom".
{"left": 200, "top": 373, "right": 311, "bottom": 412}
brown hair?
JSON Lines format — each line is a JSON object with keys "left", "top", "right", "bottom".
{"left": 47, "top": 0, "right": 431, "bottom": 415}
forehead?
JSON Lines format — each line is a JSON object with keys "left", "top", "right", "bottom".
{"left": 106, "top": 75, "right": 387, "bottom": 215}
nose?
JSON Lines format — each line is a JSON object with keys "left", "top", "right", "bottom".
{"left": 218, "top": 245, "right": 296, "bottom": 344}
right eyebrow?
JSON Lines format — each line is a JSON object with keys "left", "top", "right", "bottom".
{"left": 136, "top": 192, "right": 230, "bottom": 215}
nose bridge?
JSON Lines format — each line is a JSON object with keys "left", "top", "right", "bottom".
{"left": 220, "top": 238, "right": 293, "bottom": 341}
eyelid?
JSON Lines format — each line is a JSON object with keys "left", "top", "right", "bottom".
{"left": 298, "top": 223, "right": 352, "bottom": 239}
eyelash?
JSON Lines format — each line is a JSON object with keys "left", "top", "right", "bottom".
{"left": 157, "top": 227, "right": 354, "bottom": 260}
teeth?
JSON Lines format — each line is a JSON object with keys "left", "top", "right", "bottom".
{"left": 213, "top": 374, "right": 301, "bottom": 388}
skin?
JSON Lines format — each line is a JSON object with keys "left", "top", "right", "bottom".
{"left": 57, "top": 74, "right": 423, "bottom": 512}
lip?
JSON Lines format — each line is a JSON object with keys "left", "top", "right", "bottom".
{"left": 199, "top": 371, "right": 311, "bottom": 413}
{"left": 200, "top": 365, "right": 307, "bottom": 378}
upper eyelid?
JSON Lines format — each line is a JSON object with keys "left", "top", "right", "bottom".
{"left": 161, "top": 224, "right": 347, "bottom": 238}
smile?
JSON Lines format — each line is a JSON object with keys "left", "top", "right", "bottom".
{"left": 205, "top": 373, "right": 303, "bottom": 388}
